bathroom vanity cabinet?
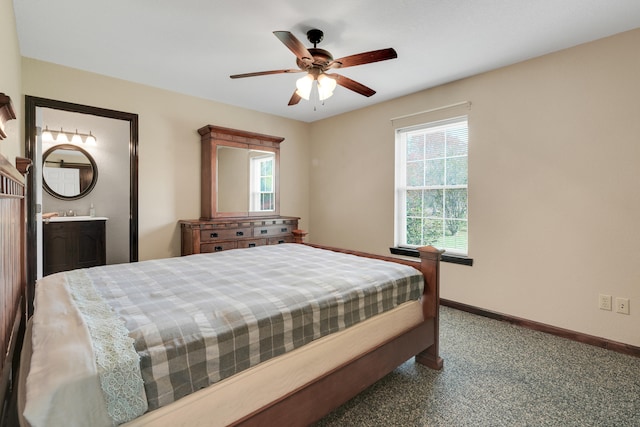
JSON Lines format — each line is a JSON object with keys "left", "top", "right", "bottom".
{"left": 43, "top": 217, "right": 107, "bottom": 275}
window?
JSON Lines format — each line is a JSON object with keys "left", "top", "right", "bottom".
{"left": 250, "top": 155, "right": 275, "bottom": 211}
{"left": 395, "top": 116, "right": 468, "bottom": 256}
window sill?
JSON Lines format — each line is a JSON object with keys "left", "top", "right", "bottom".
{"left": 389, "top": 247, "right": 473, "bottom": 266}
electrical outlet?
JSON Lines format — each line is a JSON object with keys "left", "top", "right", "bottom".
{"left": 615, "top": 297, "right": 630, "bottom": 315}
{"left": 599, "top": 294, "right": 612, "bottom": 310}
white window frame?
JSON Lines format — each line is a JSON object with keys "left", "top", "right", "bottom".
{"left": 394, "top": 116, "right": 469, "bottom": 256}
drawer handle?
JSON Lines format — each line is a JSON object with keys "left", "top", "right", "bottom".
{"left": 214, "top": 246, "right": 223, "bottom": 251}
{"left": 210, "top": 232, "right": 218, "bottom": 238}
{"left": 260, "top": 229, "right": 268, "bottom": 234}
{"left": 236, "top": 231, "right": 244, "bottom": 236}
{"left": 248, "top": 243, "right": 256, "bottom": 248}
{"left": 281, "top": 228, "right": 288, "bottom": 232}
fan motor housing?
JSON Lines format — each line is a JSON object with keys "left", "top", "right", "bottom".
{"left": 297, "top": 48, "right": 333, "bottom": 70}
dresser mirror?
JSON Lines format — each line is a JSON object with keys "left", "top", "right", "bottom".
{"left": 42, "top": 144, "right": 98, "bottom": 200}
{"left": 217, "top": 146, "right": 276, "bottom": 213}
{"left": 199, "top": 125, "right": 283, "bottom": 219}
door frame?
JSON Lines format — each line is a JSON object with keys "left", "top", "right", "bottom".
{"left": 24, "top": 96, "right": 139, "bottom": 314}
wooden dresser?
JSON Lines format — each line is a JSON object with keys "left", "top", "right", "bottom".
{"left": 180, "top": 125, "right": 300, "bottom": 256}
{"left": 180, "top": 216, "right": 299, "bottom": 255}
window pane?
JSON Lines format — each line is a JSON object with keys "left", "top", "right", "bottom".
{"left": 261, "top": 193, "right": 273, "bottom": 210}
{"left": 261, "top": 160, "right": 273, "bottom": 176}
{"left": 406, "top": 190, "right": 422, "bottom": 217}
{"left": 446, "top": 128, "right": 468, "bottom": 157}
{"left": 260, "top": 177, "right": 272, "bottom": 192}
{"left": 423, "top": 218, "right": 443, "bottom": 245}
{"left": 406, "top": 135, "right": 424, "bottom": 161}
{"left": 445, "top": 189, "right": 467, "bottom": 220}
{"left": 423, "top": 189, "right": 443, "bottom": 217}
{"left": 406, "top": 217, "right": 422, "bottom": 246}
{"left": 425, "top": 132, "right": 445, "bottom": 159}
{"left": 446, "top": 156, "right": 468, "bottom": 185}
{"left": 407, "top": 161, "right": 424, "bottom": 186}
{"left": 425, "top": 159, "right": 445, "bottom": 186}
{"left": 443, "top": 220, "right": 467, "bottom": 252}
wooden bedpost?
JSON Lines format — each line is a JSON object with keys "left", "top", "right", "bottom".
{"left": 292, "top": 229, "right": 307, "bottom": 244}
{"left": 415, "top": 245, "right": 444, "bottom": 370}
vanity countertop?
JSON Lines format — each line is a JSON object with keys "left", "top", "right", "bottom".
{"left": 45, "top": 216, "right": 109, "bottom": 222}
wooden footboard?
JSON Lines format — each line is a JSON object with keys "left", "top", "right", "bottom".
{"left": 0, "top": 155, "right": 30, "bottom": 426}
{"left": 228, "top": 231, "right": 444, "bottom": 426}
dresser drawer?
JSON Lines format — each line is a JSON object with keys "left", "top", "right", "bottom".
{"left": 201, "top": 241, "right": 238, "bottom": 253}
{"left": 201, "top": 227, "right": 251, "bottom": 242}
{"left": 254, "top": 224, "right": 295, "bottom": 237}
{"left": 238, "top": 239, "right": 267, "bottom": 249}
{"left": 268, "top": 235, "right": 294, "bottom": 245}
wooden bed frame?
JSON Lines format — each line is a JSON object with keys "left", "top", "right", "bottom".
{"left": 0, "top": 152, "right": 443, "bottom": 426}
{"left": 0, "top": 154, "right": 30, "bottom": 426}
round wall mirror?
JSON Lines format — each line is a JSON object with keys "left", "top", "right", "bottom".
{"left": 42, "top": 144, "right": 98, "bottom": 200}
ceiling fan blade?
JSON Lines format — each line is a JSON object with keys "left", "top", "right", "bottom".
{"left": 273, "top": 31, "right": 314, "bottom": 65}
{"left": 330, "top": 74, "right": 376, "bottom": 97}
{"left": 230, "top": 69, "right": 303, "bottom": 79}
{"left": 329, "top": 48, "right": 397, "bottom": 69}
{"left": 288, "top": 90, "right": 302, "bottom": 106}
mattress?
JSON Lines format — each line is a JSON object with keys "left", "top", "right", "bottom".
{"left": 20, "top": 300, "right": 424, "bottom": 427}
{"left": 20, "top": 244, "right": 424, "bottom": 426}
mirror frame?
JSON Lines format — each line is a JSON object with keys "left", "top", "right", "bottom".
{"left": 42, "top": 143, "right": 98, "bottom": 200}
{"left": 198, "top": 125, "right": 284, "bottom": 219}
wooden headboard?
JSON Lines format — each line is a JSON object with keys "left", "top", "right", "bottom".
{"left": 0, "top": 153, "right": 29, "bottom": 425}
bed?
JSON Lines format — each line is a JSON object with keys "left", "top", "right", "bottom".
{"left": 0, "top": 152, "right": 444, "bottom": 427}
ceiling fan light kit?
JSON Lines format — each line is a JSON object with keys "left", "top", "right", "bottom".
{"left": 295, "top": 68, "right": 337, "bottom": 101}
{"left": 230, "top": 29, "right": 397, "bottom": 106}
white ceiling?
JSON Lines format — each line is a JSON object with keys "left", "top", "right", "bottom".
{"left": 13, "top": 0, "right": 640, "bottom": 123}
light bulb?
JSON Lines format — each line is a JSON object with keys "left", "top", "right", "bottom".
{"left": 56, "top": 128, "right": 68, "bottom": 143}
{"left": 317, "top": 74, "right": 337, "bottom": 101}
{"left": 85, "top": 131, "right": 97, "bottom": 145}
{"left": 295, "top": 74, "right": 314, "bottom": 100}
{"left": 42, "top": 126, "right": 53, "bottom": 142}
{"left": 71, "top": 129, "right": 82, "bottom": 144}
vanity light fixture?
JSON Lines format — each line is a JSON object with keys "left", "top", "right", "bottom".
{"left": 42, "top": 125, "right": 97, "bottom": 145}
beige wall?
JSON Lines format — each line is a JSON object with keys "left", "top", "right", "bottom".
{"left": 21, "top": 58, "right": 310, "bottom": 261}
{"left": 0, "top": 0, "right": 22, "bottom": 162}
{"left": 309, "top": 29, "right": 640, "bottom": 347}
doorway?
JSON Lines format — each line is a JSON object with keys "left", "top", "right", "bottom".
{"left": 25, "top": 96, "right": 139, "bottom": 314}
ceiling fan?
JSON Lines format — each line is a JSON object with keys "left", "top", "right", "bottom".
{"left": 230, "top": 29, "right": 398, "bottom": 106}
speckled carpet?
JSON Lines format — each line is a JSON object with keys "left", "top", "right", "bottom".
{"left": 314, "top": 306, "right": 640, "bottom": 427}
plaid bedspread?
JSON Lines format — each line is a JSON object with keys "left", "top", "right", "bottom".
{"left": 86, "top": 243, "right": 424, "bottom": 411}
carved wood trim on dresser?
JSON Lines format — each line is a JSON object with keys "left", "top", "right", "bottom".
{"left": 180, "top": 216, "right": 299, "bottom": 255}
